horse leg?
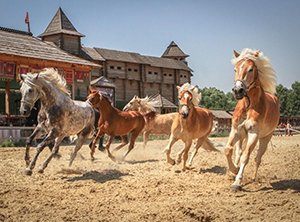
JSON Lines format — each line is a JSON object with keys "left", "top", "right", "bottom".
{"left": 143, "top": 131, "right": 150, "bottom": 149}
{"left": 182, "top": 140, "right": 193, "bottom": 171}
{"left": 37, "top": 136, "right": 64, "bottom": 173}
{"left": 231, "top": 131, "right": 258, "bottom": 191}
{"left": 164, "top": 134, "right": 178, "bottom": 165}
{"left": 25, "top": 125, "right": 44, "bottom": 167}
{"left": 225, "top": 127, "right": 241, "bottom": 175}
{"left": 24, "top": 129, "right": 57, "bottom": 175}
{"left": 105, "top": 136, "right": 116, "bottom": 161}
{"left": 234, "top": 127, "right": 247, "bottom": 167}
{"left": 69, "top": 134, "right": 88, "bottom": 167}
{"left": 112, "top": 135, "right": 128, "bottom": 152}
{"left": 176, "top": 146, "right": 186, "bottom": 165}
{"left": 253, "top": 133, "right": 272, "bottom": 181}
{"left": 90, "top": 130, "right": 104, "bottom": 161}
{"left": 188, "top": 137, "right": 205, "bottom": 167}
{"left": 122, "top": 130, "right": 140, "bottom": 160}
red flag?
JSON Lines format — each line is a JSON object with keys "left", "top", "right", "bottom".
{"left": 25, "top": 12, "right": 29, "bottom": 24}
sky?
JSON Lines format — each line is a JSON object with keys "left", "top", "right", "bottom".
{"left": 0, "top": 0, "right": 299, "bottom": 92}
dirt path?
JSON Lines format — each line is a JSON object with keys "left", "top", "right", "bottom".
{"left": 0, "top": 136, "right": 299, "bottom": 221}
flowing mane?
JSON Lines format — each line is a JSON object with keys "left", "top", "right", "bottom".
{"left": 178, "top": 83, "right": 202, "bottom": 106}
{"left": 139, "top": 96, "right": 157, "bottom": 112}
{"left": 24, "top": 68, "right": 71, "bottom": 96}
{"left": 231, "top": 48, "right": 277, "bottom": 95}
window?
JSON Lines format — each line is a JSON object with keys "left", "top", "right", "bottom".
{"left": 117, "top": 66, "right": 122, "bottom": 70}
{"left": 110, "top": 66, "right": 114, "bottom": 69}
{"left": 134, "top": 69, "right": 138, "bottom": 72}
{"left": 128, "top": 68, "right": 132, "bottom": 71}
{"left": 148, "top": 71, "right": 152, "bottom": 74}
{"left": 169, "top": 74, "right": 172, "bottom": 77}
{"left": 164, "top": 73, "right": 167, "bottom": 76}
{"left": 184, "top": 75, "right": 187, "bottom": 78}
{"left": 180, "top": 75, "right": 183, "bottom": 77}
{"left": 154, "top": 72, "right": 158, "bottom": 75}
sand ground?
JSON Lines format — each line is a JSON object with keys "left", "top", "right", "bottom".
{"left": 0, "top": 135, "right": 299, "bottom": 221}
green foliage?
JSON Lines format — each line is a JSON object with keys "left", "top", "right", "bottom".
{"left": 0, "top": 139, "right": 26, "bottom": 147}
{"left": 276, "top": 81, "right": 300, "bottom": 117}
{"left": 200, "top": 87, "right": 236, "bottom": 110}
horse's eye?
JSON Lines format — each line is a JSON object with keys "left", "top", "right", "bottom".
{"left": 234, "top": 69, "right": 237, "bottom": 73}
{"left": 248, "top": 68, "right": 253, "bottom": 73}
{"left": 28, "top": 89, "right": 33, "bottom": 93}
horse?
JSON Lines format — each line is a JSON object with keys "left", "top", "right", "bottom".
{"left": 19, "top": 68, "right": 95, "bottom": 175}
{"left": 225, "top": 49, "right": 280, "bottom": 191}
{"left": 164, "top": 83, "right": 219, "bottom": 171}
{"left": 123, "top": 95, "right": 177, "bottom": 148}
{"left": 87, "top": 91, "right": 145, "bottom": 161}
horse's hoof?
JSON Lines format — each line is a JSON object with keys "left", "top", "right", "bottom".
{"left": 37, "top": 168, "right": 44, "bottom": 174}
{"left": 231, "top": 184, "right": 242, "bottom": 192}
{"left": 24, "top": 169, "right": 32, "bottom": 176}
{"left": 91, "top": 157, "right": 95, "bottom": 162}
{"left": 167, "top": 159, "right": 175, "bottom": 165}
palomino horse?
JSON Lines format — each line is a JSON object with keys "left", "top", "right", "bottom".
{"left": 164, "top": 83, "right": 218, "bottom": 171}
{"left": 123, "top": 95, "right": 177, "bottom": 148}
{"left": 20, "top": 68, "right": 95, "bottom": 175}
{"left": 87, "top": 91, "right": 145, "bottom": 161}
{"left": 225, "top": 49, "right": 280, "bottom": 191}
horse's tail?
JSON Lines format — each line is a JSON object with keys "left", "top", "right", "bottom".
{"left": 143, "top": 111, "right": 157, "bottom": 124}
{"left": 202, "top": 138, "right": 220, "bottom": 152}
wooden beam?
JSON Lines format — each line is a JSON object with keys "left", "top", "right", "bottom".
{"left": 5, "top": 80, "right": 10, "bottom": 116}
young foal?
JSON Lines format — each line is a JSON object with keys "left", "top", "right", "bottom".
{"left": 225, "top": 49, "right": 280, "bottom": 191}
{"left": 87, "top": 91, "right": 145, "bottom": 161}
{"left": 164, "top": 84, "right": 218, "bottom": 171}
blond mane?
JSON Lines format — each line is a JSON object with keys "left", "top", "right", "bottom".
{"left": 25, "top": 68, "right": 71, "bottom": 96}
{"left": 178, "top": 83, "right": 202, "bottom": 106}
{"left": 231, "top": 48, "right": 277, "bottom": 95}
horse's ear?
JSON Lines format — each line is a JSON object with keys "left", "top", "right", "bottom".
{"left": 176, "top": 86, "right": 181, "bottom": 90}
{"left": 133, "top": 95, "right": 137, "bottom": 99}
{"left": 254, "top": 50, "right": 260, "bottom": 57}
{"left": 20, "top": 74, "right": 26, "bottom": 81}
{"left": 233, "top": 50, "right": 240, "bottom": 58}
{"left": 35, "top": 73, "right": 39, "bottom": 80}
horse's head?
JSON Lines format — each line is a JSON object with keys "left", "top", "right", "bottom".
{"left": 87, "top": 90, "right": 101, "bottom": 108}
{"left": 177, "top": 87, "right": 194, "bottom": 119}
{"left": 232, "top": 50, "right": 260, "bottom": 100}
{"left": 19, "top": 73, "right": 41, "bottom": 116}
{"left": 123, "top": 95, "right": 141, "bottom": 111}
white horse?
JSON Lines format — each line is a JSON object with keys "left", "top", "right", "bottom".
{"left": 20, "top": 68, "right": 96, "bottom": 175}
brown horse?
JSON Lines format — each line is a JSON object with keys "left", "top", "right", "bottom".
{"left": 87, "top": 91, "right": 145, "bottom": 161}
{"left": 225, "top": 48, "right": 280, "bottom": 191}
{"left": 123, "top": 95, "right": 177, "bottom": 148}
{"left": 164, "top": 83, "right": 218, "bottom": 171}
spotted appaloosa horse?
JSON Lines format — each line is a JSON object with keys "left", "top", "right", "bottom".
{"left": 20, "top": 68, "right": 95, "bottom": 175}
{"left": 87, "top": 91, "right": 145, "bottom": 161}
{"left": 225, "top": 49, "right": 280, "bottom": 191}
{"left": 164, "top": 83, "right": 219, "bottom": 171}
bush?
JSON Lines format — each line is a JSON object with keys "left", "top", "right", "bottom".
{"left": 0, "top": 139, "right": 26, "bottom": 147}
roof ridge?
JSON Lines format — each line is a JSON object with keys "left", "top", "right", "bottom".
{"left": 0, "top": 27, "right": 32, "bottom": 36}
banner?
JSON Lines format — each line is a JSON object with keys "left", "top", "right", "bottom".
{"left": 0, "top": 62, "right": 15, "bottom": 80}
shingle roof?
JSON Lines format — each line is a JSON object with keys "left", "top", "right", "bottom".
{"left": 0, "top": 27, "right": 99, "bottom": 67}
{"left": 81, "top": 47, "right": 105, "bottom": 61}
{"left": 211, "top": 110, "right": 232, "bottom": 119}
{"left": 162, "top": 41, "right": 189, "bottom": 58}
{"left": 149, "top": 93, "right": 177, "bottom": 108}
{"left": 39, "top": 7, "right": 84, "bottom": 37}
{"left": 90, "top": 76, "right": 115, "bottom": 88}
{"left": 93, "top": 47, "right": 191, "bottom": 71}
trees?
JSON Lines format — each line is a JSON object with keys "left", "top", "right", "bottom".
{"left": 200, "top": 87, "right": 236, "bottom": 110}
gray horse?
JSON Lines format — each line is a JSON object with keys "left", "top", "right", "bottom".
{"left": 20, "top": 68, "right": 95, "bottom": 175}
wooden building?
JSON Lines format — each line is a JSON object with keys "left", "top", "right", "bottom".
{"left": 39, "top": 8, "right": 193, "bottom": 108}
{"left": 149, "top": 94, "right": 177, "bottom": 114}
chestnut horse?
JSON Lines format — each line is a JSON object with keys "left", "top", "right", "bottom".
{"left": 164, "top": 84, "right": 218, "bottom": 171}
{"left": 87, "top": 91, "right": 145, "bottom": 161}
{"left": 225, "top": 49, "right": 280, "bottom": 191}
{"left": 123, "top": 95, "right": 177, "bottom": 148}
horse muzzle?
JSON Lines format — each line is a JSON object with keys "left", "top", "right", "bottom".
{"left": 180, "top": 105, "right": 189, "bottom": 119}
{"left": 232, "top": 80, "right": 247, "bottom": 100}
{"left": 20, "top": 105, "right": 31, "bottom": 117}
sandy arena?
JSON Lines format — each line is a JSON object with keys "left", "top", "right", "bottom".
{"left": 0, "top": 135, "right": 299, "bottom": 221}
